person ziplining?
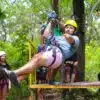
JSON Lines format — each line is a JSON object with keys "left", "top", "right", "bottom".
{"left": 0, "top": 12, "right": 80, "bottom": 87}
{"left": 37, "top": 12, "right": 64, "bottom": 85}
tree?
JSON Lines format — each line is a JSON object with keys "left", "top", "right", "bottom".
{"left": 73, "top": 0, "right": 85, "bottom": 81}
{"left": 52, "top": 0, "right": 59, "bottom": 15}
{"left": 0, "top": 8, "right": 6, "bottom": 41}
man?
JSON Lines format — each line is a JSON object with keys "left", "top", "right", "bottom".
{"left": 1, "top": 19, "right": 80, "bottom": 87}
{"left": 45, "top": 12, "right": 64, "bottom": 84}
{"left": 0, "top": 51, "right": 11, "bottom": 100}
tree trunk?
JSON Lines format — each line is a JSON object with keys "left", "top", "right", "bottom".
{"left": 73, "top": 0, "right": 85, "bottom": 81}
{"left": 52, "top": 0, "right": 59, "bottom": 15}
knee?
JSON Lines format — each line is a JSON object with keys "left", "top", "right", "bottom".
{"left": 36, "top": 55, "right": 46, "bottom": 67}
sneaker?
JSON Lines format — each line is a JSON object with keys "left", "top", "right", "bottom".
{"left": 9, "top": 71, "right": 20, "bottom": 88}
{"left": 48, "top": 80, "right": 55, "bottom": 85}
{"left": 0, "top": 68, "right": 20, "bottom": 88}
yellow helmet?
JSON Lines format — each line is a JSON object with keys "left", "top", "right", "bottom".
{"left": 65, "top": 20, "right": 78, "bottom": 28}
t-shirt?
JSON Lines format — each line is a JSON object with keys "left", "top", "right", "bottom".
{"left": 0, "top": 63, "right": 10, "bottom": 69}
{"left": 56, "top": 35, "right": 79, "bottom": 59}
{"left": 47, "top": 35, "right": 80, "bottom": 60}
{"left": 54, "top": 25, "right": 62, "bottom": 36}
{"left": 0, "top": 63, "right": 10, "bottom": 80}
{"left": 43, "top": 24, "right": 62, "bottom": 36}
{"left": 43, "top": 24, "right": 63, "bottom": 46}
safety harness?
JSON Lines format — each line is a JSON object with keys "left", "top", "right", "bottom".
{"left": 45, "top": 26, "right": 64, "bottom": 68}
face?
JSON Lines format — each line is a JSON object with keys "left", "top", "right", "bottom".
{"left": 48, "top": 18, "right": 57, "bottom": 27}
{"left": 0, "top": 55, "right": 6, "bottom": 62}
{"left": 65, "top": 25, "right": 76, "bottom": 35}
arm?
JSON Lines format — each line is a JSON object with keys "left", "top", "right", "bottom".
{"left": 40, "top": 35, "right": 46, "bottom": 47}
{"left": 64, "top": 34, "right": 75, "bottom": 44}
{"left": 57, "top": 20, "right": 65, "bottom": 33}
{"left": 43, "top": 22, "right": 51, "bottom": 38}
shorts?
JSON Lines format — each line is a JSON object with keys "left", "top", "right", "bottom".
{"left": 42, "top": 46, "right": 63, "bottom": 69}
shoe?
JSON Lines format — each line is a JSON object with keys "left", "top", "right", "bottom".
{"left": 0, "top": 68, "right": 20, "bottom": 88}
{"left": 9, "top": 71, "right": 20, "bottom": 88}
{"left": 48, "top": 80, "right": 55, "bottom": 85}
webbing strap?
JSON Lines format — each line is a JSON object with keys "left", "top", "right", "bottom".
{"left": 47, "top": 47, "right": 56, "bottom": 68}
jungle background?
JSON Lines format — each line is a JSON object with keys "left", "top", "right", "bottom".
{"left": 0, "top": 0, "right": 100, "bottom": 100}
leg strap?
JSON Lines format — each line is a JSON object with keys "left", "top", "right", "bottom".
{"left": 48, "top": 47, "right": 56, "bottom": 67}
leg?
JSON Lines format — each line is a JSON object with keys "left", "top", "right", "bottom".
{"left": 71, "top": 61, "right": 78, "bottom": 82}
{"left": 0, "top": 86, "right": 3, "bottom": 100}
{"left": 3, "top": 47, "right": 63, "bottom": 87}
{"left": 37, "top": 89, "right": 44, "bottom": 100}
{"left": 47, "top": 69, "right": 52, "bottom": 83}
{"left": 17, "top": 75, "right": 28, "bottom": 82}
{"left": 2, "top": 85, "right": 8, "bottom": 100}
{"left": 0, "top": 89, "right": 3, "bottom": 100}
{"left": 71, "top": 65, "right": 76, "bottom": 82}
{"left": 0, "top": 81, "right": 8, "bottom": 100}
{"left": 52, "top": 67, "right": 60, "bottom": 80}
{"left": 14, "top": 47, "right": 62, "bottom": 79}
{"left": 65, "top": 65, "right": 71, "bottom": 83}
{"left": 47, "top": 67, "right": 60, "bottom": 84}
{"left": 15, "top": 53, "right": 46, "bottom": 77}
{"left": 1, "top": 53, "right": 46, "bottom": 87}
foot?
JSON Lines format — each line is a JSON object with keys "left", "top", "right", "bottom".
{"left": 9, "top": 71, "right": 20, "bottom": 88}
{"left": 0, "top": 68, "right": 20, "bottom": 88}
{"left": 48, "top": 80, "right": 55, "bottom": 85}
{"left": 71, "top": 74, "right": 75, "bottom": 83}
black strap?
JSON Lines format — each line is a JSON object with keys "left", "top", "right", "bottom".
{"left": 47, "top": 47, "right": 56, "bottom": 68}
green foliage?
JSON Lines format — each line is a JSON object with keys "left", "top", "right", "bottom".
{"left": 0, "top": 41, "right": 22, "bottom": 69}
{"left": 59, "top": 0, "right": 72, "bottom": 20}
{"left": 7, "top": 80, "right": 30, "bottom": 100}
{"left": 85, "top": 0, "right": 100, "bottom": 43}
{"left": 0, "top": 8, "right": 6, "bottom": 20}
{"left": 85, "top": 40, "right": 100, "bottom": 81}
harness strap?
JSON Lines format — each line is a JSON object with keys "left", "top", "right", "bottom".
{"left": 46, "top": 24, "right": 63, "bottom": 68}
{"left": 47, "top": 47, "right": 56, "bottom": 68}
